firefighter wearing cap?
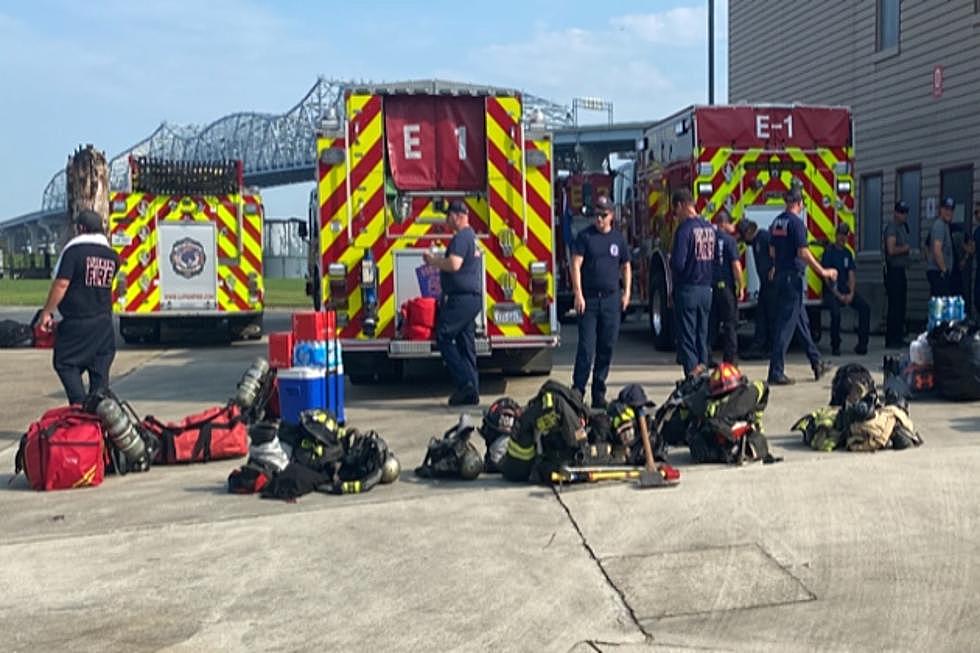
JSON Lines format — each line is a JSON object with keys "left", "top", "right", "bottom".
{"left": 669, "top": 188, "right": 715, "bottom": 376}
{"left": 821, "top": 222, "right": 870, "bottom": 356}
{"left": 424, "top": 200, "right": 483, "bottom": 406}
{"left": 767, "top": 188, "right": 836, "bottom": 385}
{"left": 926, "top": 196, "right": 955, "bottom": 297}
{"left": 37, "top": 209, "right": 120, "bottom": 405}
{"left": 571, "top": 195, "right": 631, "bottom": 409}
{"left": 883, "top": 201, "right": 912, "bottom": 347}
{"left": 709, "top": 211, "right": 745, "bottom": 363}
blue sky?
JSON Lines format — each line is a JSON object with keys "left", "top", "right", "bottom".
{"left": 0, "top": 0, "right": 727, "bottom": 220}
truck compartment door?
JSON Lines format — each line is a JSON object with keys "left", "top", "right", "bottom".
{"left": 392, "top": 248, "right": 486, "bottom": 335}
{"left": 157, "top": 222, "right": 218, "bottom": 311}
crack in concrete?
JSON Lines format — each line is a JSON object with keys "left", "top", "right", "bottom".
{"left": 551, "top": 486, "right": 654, "bottom": 644}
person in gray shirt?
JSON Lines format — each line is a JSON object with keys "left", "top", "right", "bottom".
{"left": 926, "top": 196, "right": 955, "bottom": 297}
{"left": 883, "top": 201, "right": 911, "bottom": 347}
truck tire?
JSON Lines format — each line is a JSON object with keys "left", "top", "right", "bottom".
{"left": 649, "top": 272, "right": 673, "bottom": 351}
{"left": 119, "top": 317, "right": 160, "bottom": 345}
{"left": 311, "top": 268, "right": 322, "bottom": 311}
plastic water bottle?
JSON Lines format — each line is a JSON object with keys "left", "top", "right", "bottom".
{"left": 941, "top": 296, "right": 955, "bottom": 322}
{"left": 928, "top": 297, "right": 944, "bottom": 330}
{"left": 954, "top": 296, "right": 965, "bottom": 322}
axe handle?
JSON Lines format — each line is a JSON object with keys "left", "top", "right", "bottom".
{"left": 637, "top": 414, "right": 656, "bottom": 472}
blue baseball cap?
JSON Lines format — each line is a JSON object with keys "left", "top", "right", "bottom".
{"left": 894, "top": 200, "right": 910, "bottom": 214}
{"left": 942, "top": 196, "right": 956, "bottom": 209}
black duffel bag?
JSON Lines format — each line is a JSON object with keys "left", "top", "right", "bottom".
{"left": 928, "top": 321, "right": 980, "bottom": 401}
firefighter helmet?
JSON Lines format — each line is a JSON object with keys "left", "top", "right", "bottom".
{"left": 481, "top": 397, "right": 522, "bottom": 444}
{"left": 381, "top": 453, "right": 401, "bottom": 484}
{"left": 458, "top": 444, "right": 483, "bottom": 480}
{"left": 708, "top": 363, "right": 744, "bottom": 397}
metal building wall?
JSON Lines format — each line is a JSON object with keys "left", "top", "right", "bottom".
{"left": 729, "top": 0, "right": 980, "bottom": 325}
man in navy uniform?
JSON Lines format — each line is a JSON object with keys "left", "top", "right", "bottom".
{"left": 709, "top": 211, "right": 745, "bottom": 363}
{"left": 424, "top": 200, "right": 483, "bottom": 406}
{"left": 822, "top": 222, "right": 870, "bottom": 356}
{"left": 571, "top": 195, "right": 631, "bottom": 409}
{"left": 767, "top": 188, "right": 837, "bottom": 385}
{"left": 38, "top": 209, "right": 119, "bottom": 405}
{"left": 669, "top": 188, "right": 715, "bottom": 376}
{"left": 738, "top": 219, "right": 773, "bottom": 359}
{"left": 883, "top": 201, "right": 911, "bottom": 348}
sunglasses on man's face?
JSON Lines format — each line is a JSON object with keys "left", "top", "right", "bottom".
{"left": 595, "top": 210, "right": 612, "bottom": 219}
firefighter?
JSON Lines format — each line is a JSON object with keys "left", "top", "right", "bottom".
{"left": 37, "top": 209, "right": 120, "bottom": 405}
{"left": 669, "top": 188, "right": 715, "bottom": 377}
{"left": 767, "top": 188, "right": 836, "bottom": 386}
{"left": 883, "top": 201, "right": 911, "bottom": 348}
{"left": 925, "top": 196, "right": 955, "bottom": 297}
{"left": 821, "top": 222, "right": 870, "bottom": 356}
{"left": 738, "top": 219, "right": 774, "bottom": 359}
{"left": 571, "top": 195, "right": 631, "bottom": 409}
{"left": 709, "top": 211, "right": 744, "bottom": 363}
{"left": 424, "top": 200, "right": 483, "bottom": 406}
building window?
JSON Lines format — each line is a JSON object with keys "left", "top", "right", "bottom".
{"left": 896, "top": 167, "right": 921, "bottom": 248}
{"left": 860, "top": 173, "right": 883, "bottom": 251}
{"left": 877, "top": 0, "right": 900, "bottom": 51}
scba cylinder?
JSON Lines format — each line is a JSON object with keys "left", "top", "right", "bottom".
{"left": 96, "top": 397, "right": 147, "bottom": 464}
{"left": 235, "top": 357, "right": 271, "bottom": 409}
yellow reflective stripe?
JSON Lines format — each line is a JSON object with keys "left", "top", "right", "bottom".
{"left": 506, "top": 438, "right": 535, "bottom": 461}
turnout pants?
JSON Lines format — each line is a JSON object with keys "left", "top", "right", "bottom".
{"left": 825, "top": 292, "right": 870, "bottom": 351}
{"left": 436, "top": 293, "right": 482, "bottom": 393}
{"left": 573, "top": 291, "right": 621, "bottom": 403}
{"left": 53, "top": 314, "right": 116, "bottom": 405}
{"left": 884, "top": 266, "right": 907, "bottom": 346}
{"left": 709, "top": 282, "right": 738, "bottom": 363}
{"left": 673, "top": 284, "right": 712, "bottom": 376}
{"left": 768, "top": 271, "right": 820, "bottom": 381}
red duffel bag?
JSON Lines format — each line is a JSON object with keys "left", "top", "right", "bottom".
{"left": 142, "top": 403, "right": 248, "bottom": 464}
{"left": 401, "top": 297, "right": 437, "bottom": 340}
{"left": 13, "top": 406, "right": 105, "bottom": 490}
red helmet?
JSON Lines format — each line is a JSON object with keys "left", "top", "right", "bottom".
{"left": 708, "top": 363, "right": 744, "bottom": 396}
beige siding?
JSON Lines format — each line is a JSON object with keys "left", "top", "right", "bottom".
{"left": 729, "top": 0, "right": 980, "bottom": 326}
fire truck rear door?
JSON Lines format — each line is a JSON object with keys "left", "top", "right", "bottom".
{"left": 157, "top": 222, "right": 218, "bottom": 311}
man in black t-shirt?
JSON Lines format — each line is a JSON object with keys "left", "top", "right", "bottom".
{"left": 424, "top": 200, "right": 484, "bottom": 406}
{"left": 570, "top": 195, "right": 631, "bottom": 408}
{"left": 38, "top": 209, "right": 119, "bottom": 404}
{"left": 821, "top": 222, "right": 870, "bottom": 356}
{"left": 708, "top": 212, "right": 744, "bottom": 364}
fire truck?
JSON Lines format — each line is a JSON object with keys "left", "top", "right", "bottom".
{"left": 307, "top": 81, "right": 558, "bottom": 383}
{"left": 554, "top": 172, "right": 614, "bottom": 317}
{"left": 108, "top": 157, "right": 265, "bottom": 343}
{"left": 628, "top": 104, "right": 855, "bottom": 350}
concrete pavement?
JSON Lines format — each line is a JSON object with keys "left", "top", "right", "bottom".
{"left": 1, "top": 311, "right": 978, "bottom": 651}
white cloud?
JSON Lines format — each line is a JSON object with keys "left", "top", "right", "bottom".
{"left": 610, "top": 7, "right": 707, "bottom": 46}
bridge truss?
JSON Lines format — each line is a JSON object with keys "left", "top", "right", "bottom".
{"left": 40, "top": 78, "right": 574, "bottom": 212}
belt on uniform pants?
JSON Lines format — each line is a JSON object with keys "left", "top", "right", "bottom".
{"left": 584, "top": 289, "right": 619, "bottom": 299}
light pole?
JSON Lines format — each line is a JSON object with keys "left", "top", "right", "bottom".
{"left": 708, "top": 0, "right": 715, "bottom": 105}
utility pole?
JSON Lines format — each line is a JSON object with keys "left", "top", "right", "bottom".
{"left": 708, "top": 0, "right": 715, "bottom": 105}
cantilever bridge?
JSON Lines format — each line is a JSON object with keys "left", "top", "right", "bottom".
{"left": 0, "top": 78, "right": 648, "bottom": 259}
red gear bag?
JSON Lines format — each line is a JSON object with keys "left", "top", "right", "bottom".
{"left": 14, "top": 406, "right": 105, "bottom": 491}
{"left": 142, "top": 403, "right": 248, "bottom": 464}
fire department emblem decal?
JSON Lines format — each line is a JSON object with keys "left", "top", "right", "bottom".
{"left": 169, "top": 238, "right": 207, "bottom": 279}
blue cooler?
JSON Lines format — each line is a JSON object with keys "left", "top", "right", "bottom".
{"left": 278, "top": 367, "right": 327, "bottom": 425}
{"left": 293, "top": 340, "right": 327, "bottom": 367}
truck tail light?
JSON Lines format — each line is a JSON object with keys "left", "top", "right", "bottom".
{"left": 244, "top": 203, "right": 259, "bottom": 215}
{"left": 530, "top": 261, "right": 550, "bottom": 323}
{"left": 836, "top": 180, "right": 852, "bottom": 194}
{"left": 247, "top": 272, "right": 261, "bottom": 305}
{"left": 697, "top": 182, "right": 713, "bottom": 196}
{"left": 327, "top": 263, "right": 349, "bottom": 325}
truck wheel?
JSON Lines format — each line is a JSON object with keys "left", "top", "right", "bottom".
{"left": 807, "top": 306, "right": 823, "bottom": 343}
{"left": 649, "top": 273, "right": 673, "bottom": 351}
{"left": 311, "top": 268, "right": 322, "bottom": 311}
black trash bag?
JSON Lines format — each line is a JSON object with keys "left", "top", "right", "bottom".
{"left": 928, "top": 321, "right": 980, "bottom": 401}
